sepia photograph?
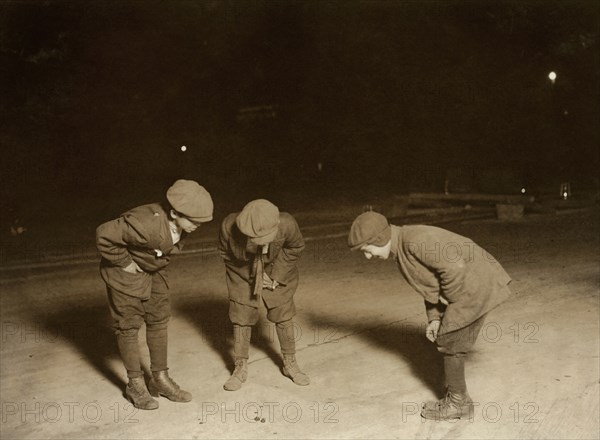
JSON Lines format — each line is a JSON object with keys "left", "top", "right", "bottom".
{"left": 1, "top": 1, "right": 598, "bottom": 439}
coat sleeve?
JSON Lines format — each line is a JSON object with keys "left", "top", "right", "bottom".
{"left": 218, "top": 216, "right": 235, "bottom": 264}
{"left": 424, "top": 299, "right": 446, "bottom": 322}
{"left": 269, "top": 215, "right": 305, "bottom": 284}
{"left": 96, "top": 217, "right": 148, "bottom": 268}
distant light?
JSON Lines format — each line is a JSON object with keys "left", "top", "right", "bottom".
{"left": 181, "top": 145, "right": 187, "bottom": 152}
{"left": 521, "top": 187, "right": 526, "bottom": 194}
{"left": 548, "top": 71, "right": 557, "bottom": 84}
{"left": 560, "top": 182, "right": 571, "bottom": 200}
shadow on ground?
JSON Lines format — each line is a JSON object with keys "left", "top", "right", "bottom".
{"left": 175, "top": 295, "right": 283, "bottom": 373}
{"left": 307, "top": 312, "right": 445, "bottom": 397}
{"left": 35, "top": 304, "right": 123, "bottom": 390}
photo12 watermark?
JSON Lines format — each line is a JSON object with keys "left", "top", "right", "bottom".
{"left": 198, "top": 401, "right": 339, "bottom": 424}
{"left": 1, "top": 321, "right": 103, "bottom": 345}
{"left": 401, "top": 400, "right": 541, "bottom": 424}
{"left": 2, "top": 401, "right": 139, "bottom": 424}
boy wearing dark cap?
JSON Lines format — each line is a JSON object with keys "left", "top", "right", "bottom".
{"left": 348, "top": 211, "right": 513, "bottom": 421}
{"left": 96, "top": 179, "right": 213, "bottom": 410}
{"left": 218, "top": 199, "right": 309, "bottom": 391}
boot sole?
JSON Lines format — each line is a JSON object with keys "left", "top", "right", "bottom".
{"left": 223, "top": 376, "right": 246, "bottom": 391}
{"left": 282, "top": 367, "right": 310, "bottom": 386}
{"left": 148, "top": 382, "right": 192, "bottom": 402}
{"left": 125, "top": 394, "right": 159, "bottom": 410}
{"left": 420, "top": 406, "right": 473, "bottom": 421}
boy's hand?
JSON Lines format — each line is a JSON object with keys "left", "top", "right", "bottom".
{"left": 426, "top": 319, "right": 441, "bottom": 342}
{"left": 262, "top": 272, "right": 279, "bottom": 290}
{"left": 123, "top": 261, "right": 143, "bottom": 274}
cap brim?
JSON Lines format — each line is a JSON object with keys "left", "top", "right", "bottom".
{"left": 350, "top": 242, "right": 366, "bottom": 251}
{"left": 349, "top": 227, "right": 390, "bottom": 251}
{"left": 186, "top": 214, "right": 213, "bottom": 223}
{"left": 249, "top": 227, "right": 279, "bottom": 245}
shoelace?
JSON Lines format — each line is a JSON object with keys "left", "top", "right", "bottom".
{"left": 164, "top": 375, "right": 181, "bottom": 390}
{"left": 438, "top": 395, "right": 453, "bottom": 408}
{"left": 285, "top": 361, "right": 302, "bottom": 374}
{"left": 438, "top": 393, "right": 468, "bottom": 409}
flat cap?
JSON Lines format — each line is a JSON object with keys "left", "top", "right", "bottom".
{"left": 236, "top": 199, "right": 280, "bottom": 245}
{"left": 166, "top": 179, "right": 213, "bottom": 222}
{"left": 348, "top": 211, "right": 391, "bottom": 250}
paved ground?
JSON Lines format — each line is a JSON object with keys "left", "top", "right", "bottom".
{"left": 1, "top": 205, "right": 598, "bottom": 439}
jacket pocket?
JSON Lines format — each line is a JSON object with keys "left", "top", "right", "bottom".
{"left": 100, "top": 265, "right": 152, "bottom": 300}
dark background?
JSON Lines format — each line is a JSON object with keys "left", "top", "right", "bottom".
{"left": 1, "top": 0, "right": 598, "bottom": 233}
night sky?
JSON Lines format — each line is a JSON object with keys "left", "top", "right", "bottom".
{"left": 1, "top": 0, "right": 599, "bottom": 226}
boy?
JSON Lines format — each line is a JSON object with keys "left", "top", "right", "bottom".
{"left": 218, "top": 199, "right": 309, "bottom": 391}
{"left": 96, "top": 179, "right": 213, "bottom": 410}
{"left": 348, "top": 211, "right": 513, "bottom": 420}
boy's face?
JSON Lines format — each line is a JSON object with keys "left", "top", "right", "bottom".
{"left": 360, "top": 241, "right": 392, "bottom": 261}
{"left": 171, "top": 210, "right": 202, "bottom": 233}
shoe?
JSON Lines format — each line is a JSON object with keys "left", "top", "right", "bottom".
{"left": 421, "top": 390, "right": 473, "bottom": 421}
{"left": 223, "top": 358, "right": 248, "bottom": 391}
{"left": 282, "top": 354, "right": 310, "bottom": 386}
{"left": 125, "top": 377, "right": 159, "bottom": 410}
{"left": 148, "top": 370, "right": 192, "bottom": 402}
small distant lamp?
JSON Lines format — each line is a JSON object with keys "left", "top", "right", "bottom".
{"left": 548, "top": 71, "right": 557, "bottom": 84}
{"left": 559, "top": 182, "right": 571, "bottom": 200}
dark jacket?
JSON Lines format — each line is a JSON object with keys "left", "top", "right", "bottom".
{"left": 390, "top": 225, "right": 513, "bottom": 334}
{"left": 218, "top": 212, "right": 305, "bottom": 308}
{"left": 96, "top": 203, "right": 184, "bottom": 299}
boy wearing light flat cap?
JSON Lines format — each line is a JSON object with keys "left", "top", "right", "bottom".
{"left": 348, "top": 211, "right": 513, "bottom": 421}
{"left": 218, "top": 199, "right": 309, "bottom": 391}
{"left": 96, "top": 179, "right": 213, "bottom": 410}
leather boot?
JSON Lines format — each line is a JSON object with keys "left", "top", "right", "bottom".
{"left": 282, "top": 354, "right": 310, "bottom": 386}
{"left": 148, "top": 370, "right": 192, "bottom": 402}
{"left": 125, "top": 377, "right": 159, "bottom": 410}
{"left": 421, "top": 390, "right": 473, "bottom": 420}
{"left": 223, "top": 358, "right": 248, "bottom": 391}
